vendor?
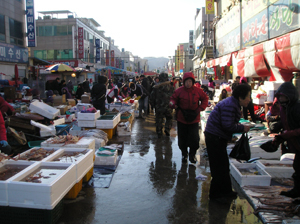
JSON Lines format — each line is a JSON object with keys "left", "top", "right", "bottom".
{"left": 61, "top": 87, "right": 72, "bottom": 99}
{"left": 119, "top": 84, "right": 129, "bottom": 99}
{"left": 91, "top": 75, "right": 108, "bottom": 115}
{"left": 266, "top": 97, "right": 281, "bottom": 133}
{"left": 0, "top": 96, "right": 15, "bottom": 119}
{"left": 0, "top": 112, "right": 11, "bottom": 155}
{"left": 219, "top": 89, "right": 228, "bottom": 102}
{"left": 75, "top": 83, "right": 84, "bottom": 100}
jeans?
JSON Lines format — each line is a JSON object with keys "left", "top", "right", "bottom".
{"left": 138, "top": 96, "right": 148, "bottom": 115}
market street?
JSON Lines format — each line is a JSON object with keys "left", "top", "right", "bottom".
{"left": 57, "top": 112, "right": 261, "bottom": 224}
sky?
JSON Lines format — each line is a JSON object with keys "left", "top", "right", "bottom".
{"left": 34, "top": 0, "right": 205, "bottom": 59}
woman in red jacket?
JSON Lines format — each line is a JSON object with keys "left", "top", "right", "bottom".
{"left": 0, "top": 96, "right": 14, "bottom": 119}
{"left": 0, "top": 112, "right": 11, "bottom": 155}
{"left": 170, "top": 72, "right": 208, "bottom": 164}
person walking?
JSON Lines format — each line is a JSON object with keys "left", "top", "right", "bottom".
{"left": 91, "top": 76, "right": 108, "bottom": 115}
{"left": 150, "top": 73, "right": 174, "bottom": 138}
{"left": 129, "top": 82, "right": 149, "bottom": 119}
{"left": 169, "top": 72, "right": 208, "bottom": 164}
{"left": 204, "top": 84, "right": 251, "bottom": 203}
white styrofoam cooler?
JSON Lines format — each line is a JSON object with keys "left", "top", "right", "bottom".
{"left": 0, "top": 160, "right": 37, "bottom": 206}
{"left": 44, "top": 148, "right": 94, "bottom": 182}
{"left": 41, "top": 137, "right": 96, "bottom": 151}
{"left": 94, "top": 150, "right": 118, "bottom": 166}
{"left": 8, "top": 162, "right": 76, "bottom": 209}
{"left": 96, "top": 113, "right": 121, "bottom": 129}
{"left": 230, "top": 162, "right": 271, "bottom": 186}
{"left": 29, "top": 100, "right": 60, "bottom": 120}
{"left": 256, "top": 160, "right": 294, "bottom": 178}
{"left": 77, "top": 110, "right": 100, "bottom": 121}
{"left": 14, "top": 147, "right": 63, "bottom": 162}
{"left": 78, "top": 120, "right": 96, "bottom": 128}
{"left": 252, "top": 98, "right": 265, "bottom": 105}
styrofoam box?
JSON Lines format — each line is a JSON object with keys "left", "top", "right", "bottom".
{"left": 0, "top": 161, "right": 37, "bottom": 206}
{"left": 14, "top": 147, "right": 63, "bottom": 162}
{"left": 29, "top": 100, "right": 60, "bottom": 120}
{"left": 78, "top": 120, "right": 96, "bottom": 128}
{"left": 252, "top": 98, "right": 265, "bottom": 105}
{"left": 264, "top": 81, "right": 284, "bottom": 91}
{"left": 77, "top": 110, "right": 100, "bottom": 121}
{"left": 44, "top": 148, "right": 94, "bottom": 182}
{"left": 60, "top": 114, "right": 75, "bottom": 123}
{"left": 230, "top": 163, "right": 271, "bottom": 186}
{"left": 249, "top": 137, "right": 282, "bottom": 160}
{"left": 117, "top": 125, "right": 131, "bottom": 136}
{"left": 109, "top": 104, "right": 122, "bottom": 111}
{"left": 94, "top": 150, "right": 118, "bottom": 166}
{"left": 40, "top": 126, "right": 56, "bottom": 137}
{"left": 52, "top": 117, "right": 65, "bottom": 126}
{"left": 41, "top": 137, "right": 96, "bottom": 151}
{"left": 256, "top": 160, "right": 294, "bottom": 178}
{"left": 8, "top": 162, "right": 76, "bottom": 209}
{"left": 96, "top": 113, "right": 121, "bottom": 129}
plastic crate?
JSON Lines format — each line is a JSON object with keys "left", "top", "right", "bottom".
{"left": 83, "top": 167, "right": 93, "bottom": 182}
{"left": 28, "top": 140, "right": 44, "bottom": 148}
{"left": 55, "top": 124, "right": 70, "bottom": 135}
{"left": 64, "top": 179, "right": 83, "bottom": 199}
{"left": 0, "top": 199, "right": 63, "bottom": 224}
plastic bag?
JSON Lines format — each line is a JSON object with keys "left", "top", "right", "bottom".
{"left": 229, "top": 133, "right": 251, "bottom": 161}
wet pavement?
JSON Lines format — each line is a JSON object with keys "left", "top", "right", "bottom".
{"left": 57, "top": 112, "right": 262, "bottom": 224}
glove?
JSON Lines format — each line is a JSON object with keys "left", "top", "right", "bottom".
{"left": 0, "top": 141, "right": 8, "bottom": 147}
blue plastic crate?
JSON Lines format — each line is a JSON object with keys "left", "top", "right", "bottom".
{"left": 55, "top": 124, "right": 70, "bottom": 135}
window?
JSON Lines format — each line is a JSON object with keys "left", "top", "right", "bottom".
{"left": 44, "top": 26, "right": 53, "bottom": 36}
{"left": 0, "top": 14, "right": 5, "bottom": 42}
{"left": 9, "top": 18, "right": 23, "bottom": 46}
{"left": 34, "top": 49, "right": 73, "bottom": 60}
{"left": 55, "top": 25, "right": 68, "bottom": 36}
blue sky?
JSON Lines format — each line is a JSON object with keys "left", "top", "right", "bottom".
{"left": 34, "top": 0, "right": 205, "bottom": 58}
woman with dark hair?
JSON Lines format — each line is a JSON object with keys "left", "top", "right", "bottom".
{"left": 91, "top": 76, "right": 108, "bottom": 115}
{"left": 218, "top": 89, "right": 228, "bottom": 102}
{"left": 204, "top": 84, "right": 251, "bottom": 203}
{"left": 61, "top": 87, "right": 72, "bottom": 99}
{"left": 240, "top": 77, "right": 256, "bottom": 122}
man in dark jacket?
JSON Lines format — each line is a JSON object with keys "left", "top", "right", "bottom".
{"left": 169, "top": 72, "right": 208, "bottom": 164}
{"left": 91, "top": 76, "right": 108, "bottom": 115}
{"left": 51, "top": 77, "right": 60, "bottom": 93}
{"left": 75, "top": 83, "right": 84, "bottom": 100}
{"left": 83, "top": 78, "right": 90, "bottom": 93}
{"left": 150, "top": 73, "right": 174, "bottom": 138}
{"left": 272, "top": 82, "right": 300, "bottom": 198}
{"left": 204, "top": 84, "right": 251, "bottom": 203}
{"left": 129, "top": 82, "right": 149, "bottom": 118}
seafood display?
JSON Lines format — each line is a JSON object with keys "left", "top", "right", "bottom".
{"left": 52, "top": 150, "right": 87, "bottom": 163}
{"left": 0, "top": 153, "right": 14, "bottom": 162}
{"left": 16, "top": 148, "right": 55, "bottom": 161}
{"left": 238, "top": 168, "right": 261, "bottom": 175}
{"left": 0, "top": 165, "right": 28, "bottom": 180}
{"left": 46, "top": 134, "right": 81, "bottom": 145}
{"left": 262, "top": 162, "right": 293, "bottom": 167}
{"left": 21, "top": 167, "right": 65, "bottom": 184}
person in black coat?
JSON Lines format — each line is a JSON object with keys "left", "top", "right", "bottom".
{"left": 51, "top": 77, "right": 60, "bottom": 93}
{"left": 91, "top": 76, "right": 108, "bottom": 115}
{"left": 75, "top": 83, "right": 84, "bottom": 100}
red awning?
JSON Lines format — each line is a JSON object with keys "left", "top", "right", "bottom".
{"left": 206, "top": 53, "right": 233, "bottom": 68}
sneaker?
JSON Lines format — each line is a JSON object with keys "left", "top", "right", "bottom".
{"left": 189, "top": 156, "right": 197, "bottom": 164}
{"left": 164, "top": 130, "right": 170, "bottom": 136}
{"left": 182, "top": 156, "right": 187, "bottom": 164}
{"left": 280, "top": 189, "right": 300, "bottom": 198}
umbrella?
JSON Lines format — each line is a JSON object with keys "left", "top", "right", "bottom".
{"left": 15, "top": 64, "right": 19, "bottom": 88}
{"left": 46, "top": 63, "right": 76, "bottom": 72}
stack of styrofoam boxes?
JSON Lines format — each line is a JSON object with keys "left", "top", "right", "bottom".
{"left": 29, "top": 100, "right": 60, "bottom": 120}
{"left": 77, "top": 110, "right": 100, "bottom": 128}
{"left": 96, "top": 113, "right": 121, "bottom": 129}
{"left": 230, "top": 162, "right": 271, "bottom": 186}
{"left": 117, "top": 121, "right": 131, "bottom": 136}
{"left": 252, "top": 90, "right": 267, "bottom": 105}
{"left": 264, "top": 81, "right": 284, "bottom": 102}
{"left": 256, "top": 160, "right": 294, "bottom": 178}
{"left": 249, "top": 136, "right": 281, "bottom": 160}
{"left": 109, "top": 103, "right": 122, "bottom": 112}
{"left": 39, "top": 117, "right": 66, "bottom": 137}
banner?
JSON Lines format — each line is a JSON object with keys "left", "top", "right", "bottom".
{"left": 78, "top": 27, "right": 84, "bottom": 59}
{"left": 26, "top": 0, "right": 36, "bottom": 47}
{"left": 205, "top": 0, "right": 214, "bottom": 14}
{"left": 0, "top": 42, "right": 28, "bottom": 63}
{"left": 95, "top": 39, "right": 100, "bottom": 63}
{"left": 106, "top": 50, "right": 109, "bottom": 66}
{"left": 116, "top": 58, "right": 119, "bottom": 68}
{"left": 121, "top": 60, "right": 124, "bottom": 69}
{"left": 110, "top": 50, "right": 114, "bottom": 67}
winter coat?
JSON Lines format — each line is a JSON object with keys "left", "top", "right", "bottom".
{"left": 0, "top": 96, "right": 14, "bottom": 118}
{"left": 150, "top": 73, "right": 174, "bottom": 112}
{"left": 0, "top": 113, "right": 7, "bottom": 141}
{"left": 45, "top": 90, "right": 54, "bottom": 103}
{"left": 75, "top": 85, "right": 84, "bottom": 100}
{"left": 61, "top": 87, "right": 72, "bottom": 99}
{"left": 91, "top": 76, "right": 107, "bottom": 102}
{"left": 169, "top": 72, "right": 208, "bottom": 124}
{"left": 130, "top": 84, "right": 149, "bottom": 99}
{"left": 275, "top": 82, "right": 300, "bottom": 150}
{"left": 67, "top": 81, "right": 73, "bottom": 93}
{"left": 205, "top": 96, "right": 244, "bottom": 140}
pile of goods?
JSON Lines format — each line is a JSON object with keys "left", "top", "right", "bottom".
{"left": 47, "top": 134, "right": 81, "bottom": 145}
{"left": 16, "top": 148, "right": 55, "bottom": 161}
{"left": 52, "top": 150, "right": 88, "bottom": 163}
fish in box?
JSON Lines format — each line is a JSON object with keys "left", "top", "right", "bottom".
{"left": 14, "top": 147, "right": 63, "bottom": 162}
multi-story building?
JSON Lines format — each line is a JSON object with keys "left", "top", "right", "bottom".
{"left": 0, "top": 0, "right": 28, "bottom": 80}
{"left": 174, "top": 43, "right": 193, "bottom": 76}
{"left": 192, "top": 7, "right": 214, "bottom": 80}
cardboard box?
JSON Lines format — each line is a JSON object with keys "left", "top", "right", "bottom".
{"left": 57, "top": 105, "right": 68, "bottom": 115}
{"left": 15, "top": 92, "right": 22, "bottom": 99}
{"left": 81, "top": 95, "right": 90, "bottom": 103}
{"left": 67, "top": 99, "right": 76, "bottom": 107}
{"left": 53, "top": 95, "right": 66, "bottom": 105}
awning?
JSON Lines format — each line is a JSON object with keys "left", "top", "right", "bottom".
{"left": 30, "top": 57, "right": 51, "bottom": 65}
{"left": 206, "top": 52, "right": 233, "bottom": 68}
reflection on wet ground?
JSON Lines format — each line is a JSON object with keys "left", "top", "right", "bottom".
{"left": 57, "top": 113, "right": 262, "bottom": 224}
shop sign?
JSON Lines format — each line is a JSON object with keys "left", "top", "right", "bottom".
{"left": 0, "top": 42, "right": 28, "bottom": 63}
{"left": 216, "top": 26, "right": 240, "bottom": 57}
{"left": 95, "top": 39, "right": 100, "bottom": 63}
{"left": 78, "top": 27, "right": 84, "bottom": 59}
{"left": 205, "top": 0, "right": 214, "bottom": 14}
{"left": 116, "top": 58, "right": 119, "bottom": 68}
{"left": 189, "top": 30, "right": 194, "bottom": 56}
{"left": 26, "top": 0, "right": 36, "bottom": 47}
{"left": 269, "top": 0, "right": 300, "bottom": 39}
{"left": 121, "top": 60, "right": 124, "bottom": 69}
{"left": 179, "top": 44, "right": 184, "bottom": 70}
{"left": 110, "top": 50, "right": 114, "bottom": 67}
{"left": 106, "top": 50, "right": 109, "bottom": 66}
{"left": 242, "top": 9, "right": 268, "bottom": 47}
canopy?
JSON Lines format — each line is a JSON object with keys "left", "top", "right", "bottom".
{"left": 46, "top": 63, "right": 76, "bottom": 72}
{"left": 144, "top": 71, "right": 159, "bottom": 76}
